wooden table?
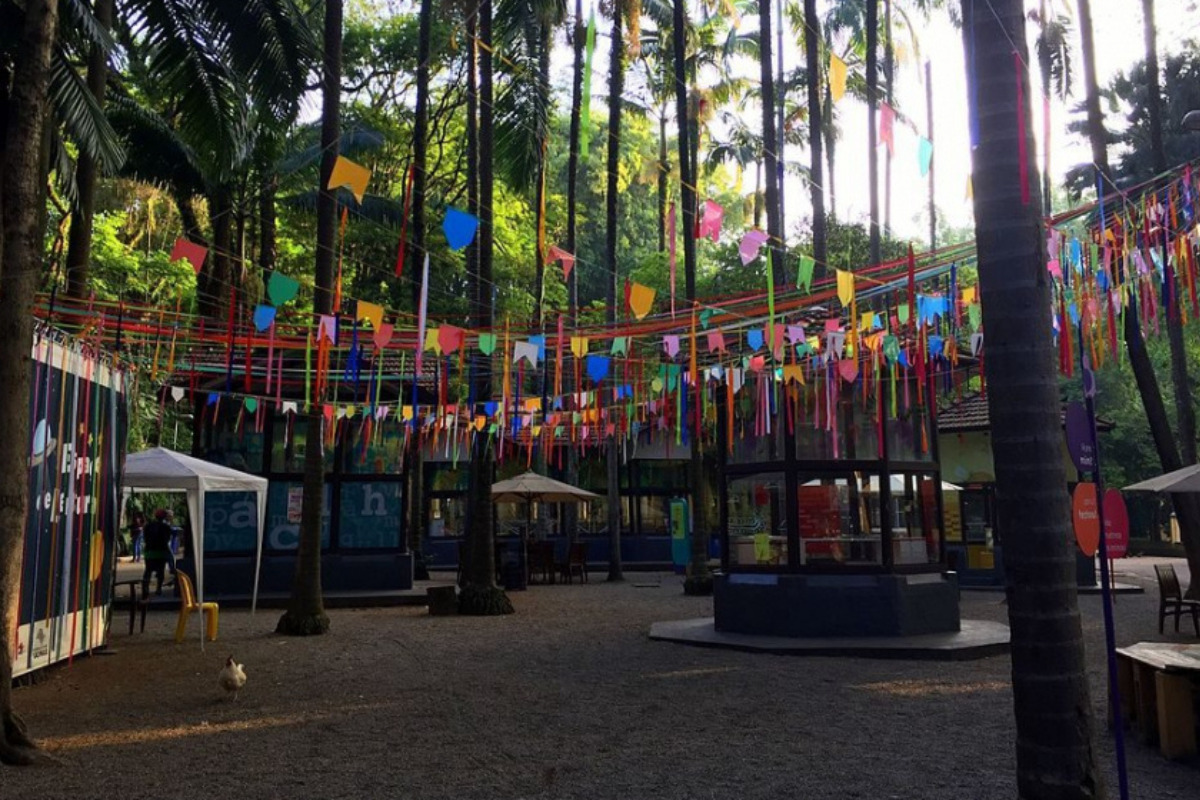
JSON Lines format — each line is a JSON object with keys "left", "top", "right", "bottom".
{"left": 1114, "top": 642, "right": 1200, "bottom": 759}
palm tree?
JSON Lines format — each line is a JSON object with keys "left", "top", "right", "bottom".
{"left": 63, "top": 0, "right": 114, "bottom": 299}
{"left": 604, "top": 0, "right": 628, "bottom": 583}
{"left": 1076, "top": 0, "right": 1200, "bottom": 596}
{"left": 961, "top": 1, "right": 1101, "bottom": 795}
{"left": 460, "top": 0, "right": 514, "bottom": 615}
{"left": 803, "top": 0, "right": 827, "bottom": 269}
{"left": 1031, "top": 1, "right": 1072, "bottom": 213}
{"left": 0, "top": 0, "right": 61, "bottom": 767}
{"left": 866, "top": 0, "right": 879, "bottom": 265}
{"left": 276, "top": 0, "right": 341, "bottom": 637}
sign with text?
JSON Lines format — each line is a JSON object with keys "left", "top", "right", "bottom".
{"left": 1072, "top": 482, "right": 1100, "bottom": 557}
{"left": 1065, "top": 402, "right": 1096, "bottom": 473}
{"left": 1102, "top": 489, "right": 1130, "bottom": 559}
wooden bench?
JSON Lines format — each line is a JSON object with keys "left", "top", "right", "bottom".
{"left": 1113, "top": 642, "right": 1200, "bottom": 760}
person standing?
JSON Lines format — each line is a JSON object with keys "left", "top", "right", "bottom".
{"left": 142, "top": 509, "right": 173, "bottom": 597}
{"left": 130, "top": 512, "right": 145, "bottom": 563}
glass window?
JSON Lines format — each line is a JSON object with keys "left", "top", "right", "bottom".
{"left": 270, "top": 413, "right": 335, "bottom": 474}
{"left": 338, "top": 481, "right": 402, "bottom": 548}
{"left": 636, "top": 460, "right": 689, "bottom": 491}
{"left": 265, "top": 481, "right": 331, "bottom": 550}
{"left": 636, "top": 496, "right": 670, "bottom": 535}
{"left": 728, "top": 375, "right": 789, "bottom": 466}
{"left": 202, "top": 491, "right": 258, "bottom": 553}
{"left": 342, "top": 420, "right": 404, "bottom": 474}
{"left": 796, "top": 476, "right": 880, "bottom": 566}
{"left": 427, "top": 465, "right": 468, "bottom": 492}
{"left": 200, "top": 404, "right": 265, "bottom": 474}
{"left": 727, "top": 473, "right": 788, "bottom": 567}
{"left": 886, "top": 377, "right": 934, "bottom": 462}
{"left": 428, "top": 496, "right": 465, "bottom": 538}
{"left": 889, "top": 473, "right": 942, "bottom": 565}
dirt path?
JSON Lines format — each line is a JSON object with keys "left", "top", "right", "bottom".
{"left": 5, "top": 563, "right": 1197, "bottom": 799}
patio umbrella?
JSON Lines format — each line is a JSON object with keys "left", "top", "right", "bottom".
{"left": 490, "top": 472, "right": 599, "bottom": 589}
{"left": 1124, "top": 464, "right": 1200, "bottom": 493}
{"left": 491, "top": 471, "right": 600, "bottom": 505}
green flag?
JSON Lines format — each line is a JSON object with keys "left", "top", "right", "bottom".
{"left": 579, "top": 11, "right": 597, "bottom": 162}
{"left": 797, "top": 254, "right": 815, "bottom": 293}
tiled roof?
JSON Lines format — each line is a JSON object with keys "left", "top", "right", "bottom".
{"left": 938, "top": 392, "right": 1114, "bottom": 433}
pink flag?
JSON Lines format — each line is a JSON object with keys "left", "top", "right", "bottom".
{"left": 698, "top": 199, "right": 724, "bottom": 242}
{"left": 739, "top": 230, "right": 769, "bottom": 265}
{"left": 880, "top": 102, "right": 895, "bottom": 156}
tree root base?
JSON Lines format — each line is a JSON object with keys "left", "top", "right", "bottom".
{"left": 458, "top": 585, "right": 514, "bottom": 616}
{"left": 0, "top": 711, "right": 40, "bottom": 766}
{"left": 683, "top": 575, "right": 714, "bottom": 596}
{"left": 275, "top": 610, "right": 330, "bottom": 636}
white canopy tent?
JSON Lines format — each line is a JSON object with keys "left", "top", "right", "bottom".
{"left": 122, "top": 448, "right": 269, "bottom": 634}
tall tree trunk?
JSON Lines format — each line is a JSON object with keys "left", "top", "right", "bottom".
{"left": 64, "top": 0, "right": 113, "bottom": 299}
{"left": 0, "top": 0, "right": 59, "bottom": 766}
{"left": 407, "top": 0, "right": 434, "bottom": 560}
{"left": 961, "top": 3, "right": 1102, "bottom": 796}
{"left": 1141, "top": 0, "right": 1195, "bottom": 467}
{"left": 533, "top": 25, "right": 550, "bottom": 331}
{"left": 200, "top": 185, "right": 235, "bottom": 319}
{"left": 825, "top": 80, "right": 837, "bottom": 220}
{"left": 258, "top": 143, "right": 278, "bottom": 285}
{"left": 804, "top": 0, "right": 826, "bottom": 268}
{"left": 460, "top": 0, "right": 512, "bottom": 614}
{"left": 882, "top": 0, "right": 892, "bottom": 237}
{"left": 671, "top": 0, "right": 706, "bottom": 594}
{"left": 277, "top": 0, "right": 342, "bottom": 636}
{"left": 1077, "top": 0, "right": 1200, "bottom": 594}
{"left": 867, "top": 0, "right": 880, "bottom": 265}
{"left": 603, "top": 4, "right": 625, "bottom": 583}
{"left": 562, "top": 0, "right": 585, "bottom": 543}
{"left": 658, "top": 112, "right": 668, "bottom": 253}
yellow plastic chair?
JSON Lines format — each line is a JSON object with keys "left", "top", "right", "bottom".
{"left": 174, "top": 572, "right": 219, "bottom": 643}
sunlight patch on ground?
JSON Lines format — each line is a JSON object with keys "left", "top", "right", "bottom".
{"left": 39, "top": 701, "right": 393, "bottom": 753}
{"left": 641, "top": 666, "right": 739, "bottom": 680}
{"left": 852, "top": 679, "right": 1009, "bottom": 698}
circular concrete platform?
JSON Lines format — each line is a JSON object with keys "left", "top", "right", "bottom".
{"left": 649, "top": 617, "right": 1011, "bottom": 661}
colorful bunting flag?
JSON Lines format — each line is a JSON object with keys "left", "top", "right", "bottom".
{"left": 327, "top": 155, "right": 371, "bottom": 203}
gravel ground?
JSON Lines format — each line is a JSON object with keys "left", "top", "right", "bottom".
{"left": 4, "top": 559, "right": 1198, "bottom": 799}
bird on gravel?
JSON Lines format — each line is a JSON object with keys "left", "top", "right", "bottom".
{"left": 218, "top": 656, "right": 247, "bottom": 702}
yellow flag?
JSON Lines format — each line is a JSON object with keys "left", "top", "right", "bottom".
{"left": 830, "top": 53, "right": 848, "bottom": 103}
{"left": 328, "top": 155, "right": 371, "bottom": 203}
{"left": 356, "top": 300, "right": 383, "bottom": 330}
{"left": 837, "top": 269, "right": 855, "bottom": 307}
{"left": 629, "top": 282, "right": 656, "bottom": 320}
{"left": 424, "top": 327, "right": 442, "bottom": 354}
{"left": 570, "top": 336, "right": 589, "bottom": 358}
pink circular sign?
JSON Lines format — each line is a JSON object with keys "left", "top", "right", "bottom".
{"left": 1102, "top": 489, "right": 1130, "bottom": 559}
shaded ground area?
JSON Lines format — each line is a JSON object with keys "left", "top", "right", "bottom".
{"left": 6, "top": 559, "right": 1199, "bottom": 799}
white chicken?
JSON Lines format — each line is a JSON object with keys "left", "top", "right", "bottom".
{"left": 218, "top": 656, "right": 247, "bottom": 702}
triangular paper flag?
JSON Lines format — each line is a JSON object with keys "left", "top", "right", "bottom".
{"left": 838, "top": 358, "right": 859, "bottom": 382}
{"left": 548, "top": 245, "right": 575, "bottom": 280}
{"left": 829, "top": 53, "right": 848, "bottom": 102}
{"left": 267, "top": 271, "right": 300, "bottom": 305}
{"left": 629, "top": 283, "right": 656, "bottom": 320}
{"left": 438, "top": 325, "right": 464, "bottom": 353}
{"left": 356, "top": 300, "right": 383, "bottom": 330}
{"left": 443, "top": 206, "right": 479, "bottom": 251}
{"left": 962, "top": 287, "right": 977, "bottom": 305}
{"left": 282, "top": 401, "right": 298, "bottom": 415}
{"left": 611, "top": 337, "right": 628, "bottom": 356}
{"left": 747, "top": 329, "right": 764, "bottom": 351}
{"left": 970, "top": 332, "right": 984, "bottom": 356}
{"left": 424, "top": 327, "right": 442, "bottom": 354}
{"left": 570, "top": 336, "right": 589, "bottom": 359}
{"left": 707, "top": 331, "right": 726, "bottom": 353}
{"left": 585, "top": 355, "right": 610, "bottom": 383}
{"left": 880, "top": 102, "right": 895, "bottom": 156}
{"left": 170, "top": 238, "right": 208, "bottom": 275}
{"left": 797, "top": 255, "right": 816, "bottom": 292}
{"left": 836, "top": 270, "right": 855, "bottom": 307}
{"left": 698, "top": 199, "right": 724, "bottom": 242}
{"left": 253, "top": 304, "right": 276, "bottom": 332}
{"left": 328, "top": 155, "right": 371, "bottom": 203}
{"left": 513, "top": 340, "right": 540, "bottom": 366}
{"left": 786, "top": 324, "right": 805, "bottom": 344}
{"left": 663, "top": 335, "right": 680, "bottom": 358}
{"left": 373, "top": 323, "right": 394, "bottom": 349}
{"left": 318, "top": 315, "right": 338, "bottom": 344}
{"left": 478, "top": 333, "right": 497, "bottom": 355}
{"left": 739, "top": 230, "right": 769, "bottom": 265}
{"left": 918, "top": 136, "right": 933, "bottom": 177}
{"left": 170, "top": 386, "right": 186, "bottom": 403}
